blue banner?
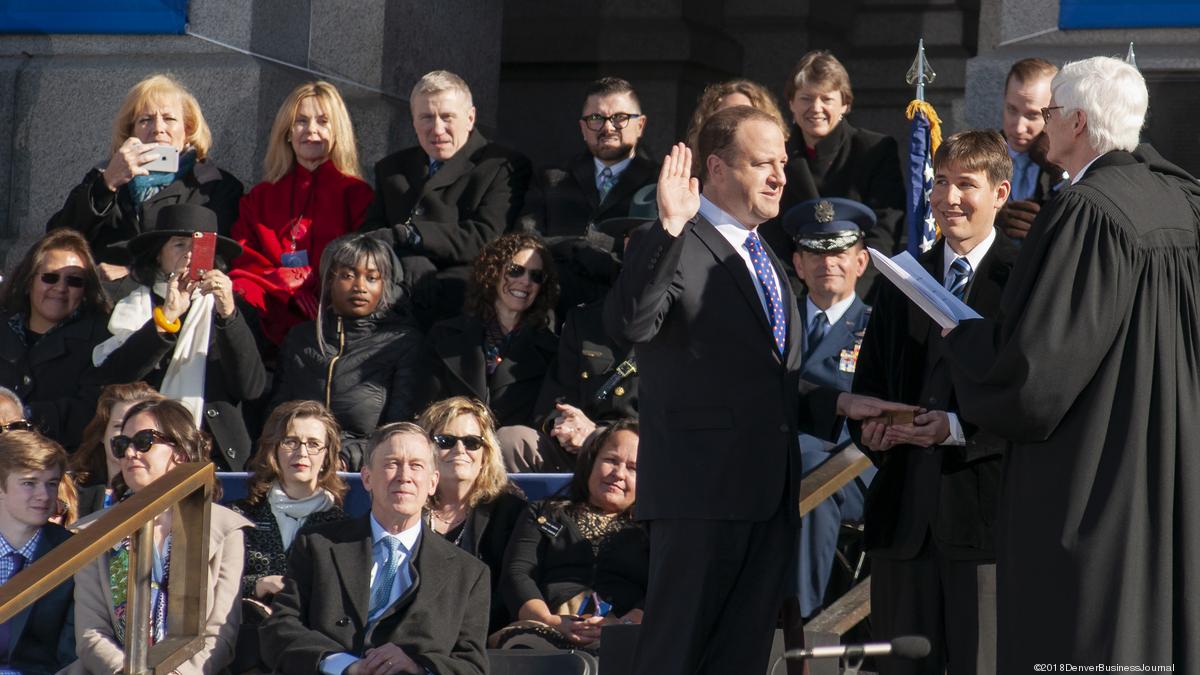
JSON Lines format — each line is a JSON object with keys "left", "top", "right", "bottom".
{"left": 0, "top": 0, "right": 187, "bottom": 34}
{"left": 1060, "top": 0, "right": 1200, "bottom": 29}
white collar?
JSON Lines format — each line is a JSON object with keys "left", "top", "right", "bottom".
{"left": 1070, "top": 153, "right": 1104, "bottom": 185}
{"left": 698, "top": 194, "right": 754, "bottom": 232}
{"left": 594, "top": 155, "right": 634, "bottom": 179}
{"left": 369, "top": 513, "right": 422, "bottom": 552}
{"left": 942, "top": 226, "right": 997, "bottom": 280}
{"left": 807, "top": 294, "right": 857, "bottom": 327}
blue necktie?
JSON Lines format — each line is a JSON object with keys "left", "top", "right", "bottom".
{"left": 428, "top": 160, "right": 443, "bottom": 177}
{"left": 1011, "top": 153, "right": 1035, "bottom": 201}
{"left": 598, "top": 167, "right": 615, "bottom": 202}
{"left": 946, "top": 257, "right": 973, "bottom": 300}
{"left": 0, "top": 552, "right": 26, "bottom": 661}
{"left": 806, "top": 310, "right": 828, "bottom": 358}
{"left": 743, "top": 231, "right": 788, "bottom": 355}
{"left": 368, "top": 537, "right": 409, "bottom": 621}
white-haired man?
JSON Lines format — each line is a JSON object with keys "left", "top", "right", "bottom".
{"left": 362, "top": 70, "right": 531, "bottom": 326}
{"left": 939, "top": 56, "right": 1200, "bottom": 671}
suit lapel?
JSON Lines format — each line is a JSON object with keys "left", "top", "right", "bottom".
{"left": 571, "top": 155, "right": 601, "bottom": 210}
{"left": 420, "top": 132, "right": 486, "bottom": 198}
{"left": 6, "top": 527, "right": 59, "bottom": 649}
{"left": 598, "top": 157, "right": 653, "bottom": 215}
{"left": 433, "top": 318, "right": 489, "bottom": 402}
{"left": 807, "top": 299, "right": 861, "bottom": 366}
{"left": 329, "top": 516, "right": 374, "bottom": 625}
{"left": 691, "top": 217, "right": 776, "bottom": 347}
{"left": 490, "top": 329, "right": 552, "bottom": 392}
{"left": 372, "top": 526, "right": 450, "bottom": 629}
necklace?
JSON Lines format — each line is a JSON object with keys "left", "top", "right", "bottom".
{"left": 427, "top": 507, "right": 470, "bottom": 547}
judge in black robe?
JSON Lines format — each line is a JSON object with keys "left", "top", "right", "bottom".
{"left": 938, "top": 57, "right": 1200, "bottom": 672}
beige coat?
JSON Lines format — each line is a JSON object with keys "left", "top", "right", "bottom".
{"left": 58, "top": 504, "right": 252, "bottom": 675}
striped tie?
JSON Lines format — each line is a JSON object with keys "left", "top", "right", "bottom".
{"left": 743, "top": 231, "right": 788, "bottom": 355}
{"left": 946, "top": 257, "right": 973, "bottom": 300}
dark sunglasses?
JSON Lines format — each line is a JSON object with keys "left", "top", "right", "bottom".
{"left": 110, "top": 429, "right": 176, "bottom": 459}
{"left": 0, "top": 420, "right": 35, "bottom": 433}
{"left": 505, "top": 263, "right": 545, "bottom": 285}
{"left": 39, "top": 272, "right": 86, "bottom": 288}
{"left": 432, "top": 434, "right": 485, "bottom": 451}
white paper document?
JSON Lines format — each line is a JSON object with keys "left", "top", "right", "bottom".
{"left": 867, "top": 248, "right": 982, "bottom": 329}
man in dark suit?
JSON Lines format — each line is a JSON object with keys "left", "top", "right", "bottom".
{"left": 519, "top": 77, "right": 658, "bottom": 316}
{"left": 850, "top": 130, "right": 1018, "bottom": 675}
{"left": 261, "top": 422, "right": 489, "bottom": 675}
{"left": 997, "top": 57, "right": 1061, "bottom": 243}
{"left": 361, "top": 70, "right": 531, "bottom": 325}
{"left": 606, "top": 106, "right": 911, "bottom": 675}
{"left": 0, "top": 430, "right": 75, "bottom": 675}
{"left": 780, "top": 197, "right": 876, "bottom": 619}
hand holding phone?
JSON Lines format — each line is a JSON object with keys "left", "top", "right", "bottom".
{"left": 139, "top": 145, "right": 181, "bottom": 173}
{"left": 188, "top": 232, "right": 217, "bottom": 282}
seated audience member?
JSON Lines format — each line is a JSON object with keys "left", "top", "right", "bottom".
{"left": 230, "top": 81, "right": 375, "bottom": 347}
{"left": 778, "top": 51, "right": 906, "bottom": 297}
{"left": 422, "top": 233, "right": 559, "bottom": 429}
{"left": 272, "top": 234, "right": 422, "bottom": 470}
{"left": 417, "top": 396, "right": 527, "bottom": 632}
{"left": 496, "top": 420, "right": 645, "bottom": 651}
{"left": 0, "top": 229, "right": 111, "bottom": 448}
{"left": 47, "top": 73, "right": 243, "bottom": 291}
{"left": 518, "top": 77, "right": 657, "bottom": 317}
{"left": 0, "top": 387, "right": 26, "bottom": 427}
{"left": 91, "top": 204, "right": 267, "bottom": 471}
{"left": 781, "top": 197, "right": 877, "bottom": 619}
{"left": 70, "top": 382, "right": 165, "bottom": 519}
{"left": 997, "top": 57, "right": 1060, "bottom": 242}
{"left": 0, "top": 430, "right": 76, "bottom": 674}
{"left": 851, "top": 130, "right": 1017, "bottom": 675}
{"left": 685, "top": 78, "right": 789, "bottom": 174}
{"left": 361, "top": 70, "right": 532, "bottom": 327}
{"left": 261, "top": 422, "right": 490, "bottom": 675}
{"left": 69, "top": 398, "right": 250, "bottom": 675}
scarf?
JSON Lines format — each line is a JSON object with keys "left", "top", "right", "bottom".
{"left": 109, "top": 534, "right": 171, "bottom": 646}
{"left": 128, "top": 148, "right": 196, "bottom": 206}
{"left": 93, "top": 282, "right": 215, "bottom": 426}
{"left": 267, "top": 482, "right": 334, "bottom": 549}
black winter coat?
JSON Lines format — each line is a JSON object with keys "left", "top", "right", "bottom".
{"left": 228, "top": 495, "right": 348, "bottom": 599}
{"left": 93, "top": 297, "right": 268, "bottom": 470}
{"left": 0, "top": 309, "right": 110, "bottom": 448}
{"left": 273, "top": 309, "right": 423, "bottom": 467}
{"left": 46, "top": 160, "right": 244, "bottom": 265}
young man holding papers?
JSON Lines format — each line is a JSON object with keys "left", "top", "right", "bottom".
{"left": 848, "top": 130, "right": 1017, "bottom": 675}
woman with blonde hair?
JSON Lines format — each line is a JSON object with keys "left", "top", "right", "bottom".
{"left": 229, "top": 80, "right": 375, "bottom": 346}
{"left": 418, "top": 395, "right": 527, "bottom": 632}
{"left": 48, "top": 73, "right": 244, "bottom": 286}
{"left": 685, "top": 78, "right": 788, "bottom": 165}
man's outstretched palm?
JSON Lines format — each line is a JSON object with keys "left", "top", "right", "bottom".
{"left": 658, "top": 142, "right": 701, "bottom": 236}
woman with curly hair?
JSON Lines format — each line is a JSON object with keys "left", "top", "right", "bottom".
{"left": 418, "top": 395, "right": 527, "bottom": 632}
{"left": 420, "top": 232, "right": 559, "bottom": 428}
{"left": 70, "top": 381, "right": 165, "bottom": 518}
{"left": 67, "top": 398, "right": 251, "bottom": 675}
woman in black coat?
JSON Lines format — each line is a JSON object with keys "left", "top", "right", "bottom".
{"left": 422, "top": 232, "right": 559, "bottom": 429}
{"left": 46, "top": 73, "right": 243, "bottom": 290}
{"left": 92, "top": 203, "right": 267, "bottom": 471}
{"left": 272, "top": 233, "right": 423, "bottom": 469}
{"left": 0, "top": 229, "right": 112, "bottom": 448}
{"left": 417, "top": 395, "right": 528, "bottom": 633}
{"left": 497, "top": 420, "right": 646, "bottom": 651}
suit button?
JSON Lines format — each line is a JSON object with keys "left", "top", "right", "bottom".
{"left": 614, "top": 386, "right": 626, "bottom": 397}
{"left": 336, "top": 616, "right": 350, "bottom": 626}
{"left": 581, "top": 371, "right": 589, "bottom": 380}
{"left": 206, "top": 408, "right": 219, "bottom": 418}
{"left": 226, "top": 448, "right": 236, "bottom": 459}
{"left": 22, "top": 375, "right": 31, "bottom": 385}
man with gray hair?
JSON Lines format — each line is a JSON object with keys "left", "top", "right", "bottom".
{"left": 940, "top": 56, "right": 1200, "bottom": 670}
{"left": 262, "top": 422, "right": 489, "bottom": 675}
{"left": 0, "top": 387, "right": 27, "bottom": 427}
{"left": 362, "top": 70, "right": 532, "bottom": 327}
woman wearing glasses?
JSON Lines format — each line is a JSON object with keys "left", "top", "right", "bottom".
{"left": 417, "top": 396, "right": 527, "bottom": 633}
{"left": 68, "top": 398, "right": 250, "bottom": 675}
{"left": 271, "top": 234, "right": 422, "bottom": 470}
{"left": 0, "top": 230, "right": 111, "bottom": 449}
{"left": 420, "top": 232, "right": 560, "bottom": 428}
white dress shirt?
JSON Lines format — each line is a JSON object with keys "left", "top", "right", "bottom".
{"left": 1070, "top": 153, "right": 1104, "bottom": 186}
{"left": 699, "top": 195, "right": 782, "bottom": 321}
{"left": 594, "top": 156, "right": 634, "bottom": 190}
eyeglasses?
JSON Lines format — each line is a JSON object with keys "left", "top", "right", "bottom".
{"left": 505, "top": 263, "right": 545, "bottom": 285}
{"left": 110, "top": 429, "right": 175, "bottom": 459}
{"left": 0, "top": 420, "right": 35, "bottom": 433}
{"left": 39, "top": 272, "right": 86, "bottom": 288}
{"left": 1040, "top": 106, "right": 1064, "bottom": 123}
{"left": 580, "top": 113, "right": 642, "bottom": 131}
{"left": 279, "top": 436, "right": 326, "bottom": 455}
{"left": 432, "top": 434, "right": 485, "bottom": 451}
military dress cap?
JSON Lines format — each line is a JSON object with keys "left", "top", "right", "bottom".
{"left": 596, "top": 183, "right": 659, "bottom": 239}
{"left": 782, "top": 197, "right": 876, "bottom": 253}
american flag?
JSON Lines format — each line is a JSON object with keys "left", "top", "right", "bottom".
{"left": 905, "top": 101, "right": 941, "bottom": 256}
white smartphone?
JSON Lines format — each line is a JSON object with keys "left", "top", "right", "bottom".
{"left": 140, "top": 145, "right": 180, "bottom": 173}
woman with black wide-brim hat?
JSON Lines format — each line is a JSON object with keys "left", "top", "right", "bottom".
{"left": 92, "top": 203, "right": 267, "bottom": 471}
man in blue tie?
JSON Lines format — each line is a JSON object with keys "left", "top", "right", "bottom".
{"left": 850, "top": 130, "right": 1018, "bottom": 675}
{"left": 997, "top": 58, "right": 1059, "bottom": 242}
{"left": 262, "top": 422, "right": 489, "bottom": 675}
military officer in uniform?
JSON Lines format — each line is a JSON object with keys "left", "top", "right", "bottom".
{"left": 785, "top": 197, "right": 876, "bottom": 618}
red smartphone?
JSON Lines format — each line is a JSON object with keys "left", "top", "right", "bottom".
{"left": 188, "top": 232, "right": 216, "bottom": 282}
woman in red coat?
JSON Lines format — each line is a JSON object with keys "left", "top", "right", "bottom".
{"left": 230, "top": 81, "right": 374, "bottom": 346}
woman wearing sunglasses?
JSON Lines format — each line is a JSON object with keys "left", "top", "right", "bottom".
{"left": 70, "top": 382, "right": 165, "bottom": 519}
{"left": 417, "top": 396, "right": 527, "bottom": 633}
{"left": 421, "top": 232, "right": 560, "bottom": 429}
{"left": 67, "top": 398, "right": 251, "bottom": 675}
{"left": 271, "top": 234, "right": 422, "bottom": 470}
{"left": 0, "top": 229, "right": 111, "bottom": 449}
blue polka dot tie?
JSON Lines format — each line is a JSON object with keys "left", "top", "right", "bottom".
{"left": 744, "top": 231, "right": 788, "bottom": 355}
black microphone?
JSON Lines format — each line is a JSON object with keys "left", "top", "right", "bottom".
{"left": 783, "top": 635, "right": 931, "bottom": 661}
